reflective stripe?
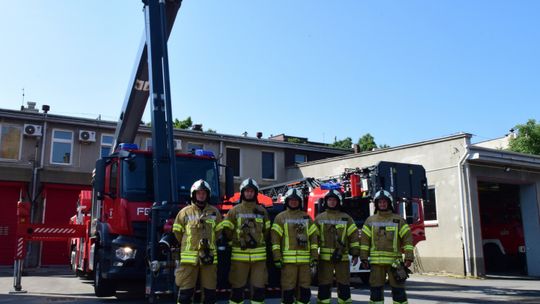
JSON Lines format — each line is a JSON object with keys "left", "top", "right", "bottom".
{"left": 338, "top": 298, "right": 352, "bottom": 304}
{"left": 362, "top": 225, "right": 372, "bottom": 237}
{"left": 229, "top": 300, "right": 244, "bottom": 304}
{"left": 403, "top": 245, "right": 414, "bottom": 251}
{"left": 320, "top": 223, "right": 325, "bottom": 244}
{"left": 272, "top": 223, "right": 284, "bottom": 236}
{"left": 347, "top": 224, "right": 358, "bottom": 236}
{"left": 265, "top": 220, "right": 271, "bottom": 230}
{"left": 360, "top": 245, "right": 370, "bottom": 251}
{"left": 370, "top": 222, "right": 398, "bottom": 227}
{"left": 318, "top": 299, "right": 331, "bottom": 304}
{"left": 370, "top": 256, "right": 398, "bottom": 264}
{"left": 284, "top": 223, "right": 290, "bottom": 251}
{"left": 308, "top": 224, "right": 318, "bottom": 236}
{"left": 237, "top": 213, "right": 264, "bottom": 219}
{"left": 217, "top": 220, "right": 234, "bottom": 230}
{"left": 231, "top": 246, "right": 267, "bottom": 261}
{"left": 399, "top": 224, "right": 411, "bottom": 238}
{"left": 370, "top": 250, "right": 401, "bottom": 257}
{"left": 272, "top": 244, "right": 281, "bottom": 251}
{"left": 310, "top": 244, "right": 319, "bottom": 250}
{"left": 318, "top": 219, "right": 347, "bottom": 225}
{"left": 172, "top": 223, "right": 183, "bottom": 232}
{"left": 393, "top": 301, "right": 408, "bottom": 304}
{"left": 349, "top": 241, "right": 360, "bottom": 248}
{"left": 369, "top": 301, "right": 384, "bottom": 304}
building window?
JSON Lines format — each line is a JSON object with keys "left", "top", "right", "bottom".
{"left": 101, "top": 134, "right": 114, "bottom": 157}
{"left": 262, "top": 151, "right": 275, "bottom": 180}
{"left": 146, "top": 138, "right": 152, "bottom": 151}
{"left": 424, "top": 187, "right": 438, "bottom": 222}
{"left": 51, "top": 129, "right": 73, "bottom": 165}
{"left": 226, "top": 148, "right": 240, "bottom": 177}
{"left": 187, "top": 142, "right": 204, "bottom": 153}
{"left": 0, "top": 124, "right": 22, "bottom": 160}
{"left": 294, "top": 153, "right": 307, "bottom": 164}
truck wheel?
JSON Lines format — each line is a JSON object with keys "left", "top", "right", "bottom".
{"left": 94, "top": 254, "right": 116, "bottom": 297}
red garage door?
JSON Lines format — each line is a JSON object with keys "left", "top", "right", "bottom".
{"left": 41, "top": 183, "right": 90, "bottom": 265}
{"left": 0, "top": 182, "right": 26, "bottom": 265}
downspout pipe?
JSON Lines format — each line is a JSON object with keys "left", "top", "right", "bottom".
{"left": 457, "top": 142, "right": 471, "bottom": 276}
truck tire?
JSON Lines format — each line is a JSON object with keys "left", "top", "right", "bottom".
{"left": 94, "top": 251, "right": 116, "bottom": 297}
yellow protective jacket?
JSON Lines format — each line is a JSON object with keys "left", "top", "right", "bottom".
{"left": 271, "top": 209, "right": 318, "bottom": 264}
{"left": 172, "top": 203, "right": 222, "bottom": 265}
{"left": 217, "top": 200, "right": 271, "bottom": 262}
{"left": 360, "top": 210, "right": 414, "bottom": 265}
{"left": 315, "top": 209, "right": 360, "bottom": 262}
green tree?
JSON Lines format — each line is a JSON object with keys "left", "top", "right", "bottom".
{"left": 358, "top": 133, "right": 377, "bottom": 152}
{"left": 287, "top": 137, "right": 304, "bottom": 144}
{"left": 509, "top": 119, "right": 540, "bottom": 155}
{"left": 378, "top": 144, "right": 390, "bottom": 149}
{"left": 331, "top": 137, "right": 353, "bottom": 149}
{"left": 173, "top": 116, "right": 193, "bottom": 129}
{"left": 206, "top": 128, "right": 217, "bottom": 133}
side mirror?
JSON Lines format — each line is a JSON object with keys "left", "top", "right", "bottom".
{"left": 225, "top": 166, "right": 234, "bottom": 199}
{"left": 94, "top": 159, "right": 106, "bottom": 200}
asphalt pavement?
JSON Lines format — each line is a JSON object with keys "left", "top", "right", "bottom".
{"left": 1, "top": 266, "right": 539, "bottom": 303}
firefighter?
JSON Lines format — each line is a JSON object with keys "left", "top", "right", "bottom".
{"left": 360, "top": 190, "right": 414, "bottom": 304}
{"left": 271, "top": 188, "right": 318, "bottom": 304}
{"left": 172, "top": 179, "right": 222, "bottom": 304}
{"left": 315, "top": 189, "right": 360, "bottom": 304}
{"left": 217, "top": 178, "right": 271, "bottom": 304}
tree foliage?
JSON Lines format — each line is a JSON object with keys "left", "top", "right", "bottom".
{"left": 358, "top": 133, "right": 377, "bottom": 152}
{"left": 509, "top": 119, "right": 540, "bottom": 155}
{"left": 331, "top": 137, "right": 353, "bottom": 149}
{"left": 173, "top": 116, "right": 193, "bottom": 129}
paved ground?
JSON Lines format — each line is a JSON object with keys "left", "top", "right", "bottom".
{"left": 1, "top": 267, "right": 539, "bottom": 303}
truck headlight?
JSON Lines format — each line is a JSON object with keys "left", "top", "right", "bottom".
{"left": 115, "top": 246, "right": 137, "bottom": 261}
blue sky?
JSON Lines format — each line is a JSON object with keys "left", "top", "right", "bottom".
{"left": 1, "top": 1, "right": 539, "bottom": 147}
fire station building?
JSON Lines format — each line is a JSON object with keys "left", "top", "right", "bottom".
{"left": 287, "top": 133, "right": 540, "bottom": 277}
{"left": 0, "top": 104, "right": 349, "bottom": 267}
{"left": 2, "top": 103, "right": 540, "bottom": 279}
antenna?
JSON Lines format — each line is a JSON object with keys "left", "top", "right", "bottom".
{"left": 21, "top": 88, "right": 25, "bottom": 107}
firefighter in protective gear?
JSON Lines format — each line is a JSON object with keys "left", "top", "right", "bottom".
{"left": 271, "top": 188, "right": 318, "bottom": 304}
{"left": 315, "top": 189, "right": 360, "bottom": 304}
{"left": 217, "top": 178, "right": 271, "bottom": 304}
{"left": 173, "top": 179, "right": 222, "bottom": 304}
{"left": 360, "top": 190, "right": 414, "bottom": 304}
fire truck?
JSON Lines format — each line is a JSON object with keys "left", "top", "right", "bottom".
{"left": 66, "top": 0, "right": 234, "bottom": 300}
{"left": 260, "top": 161, "right": 428, "bottom": 284}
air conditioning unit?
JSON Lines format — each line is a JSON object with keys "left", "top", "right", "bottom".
{"left": 79, "top": 130, "right": 96, "bottom": 143}
{"left": 174, "top": 139, "right": 182, "bottom": 151}
{"left": 23, "top": 124, "right": 42, "bottom": 137}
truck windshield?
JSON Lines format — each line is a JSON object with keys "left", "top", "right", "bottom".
{"left": 122, "top": 154, "right": 219, "bottom": 204}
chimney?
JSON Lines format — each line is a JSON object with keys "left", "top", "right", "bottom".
{"left": 256, "top": 132, "right": 263, "bottom": 139}
{"left": 353, "top": 144, "right": 360, "bottom": 153}
{"left": 192, "top": 124, "right": 203, "bottom": 131}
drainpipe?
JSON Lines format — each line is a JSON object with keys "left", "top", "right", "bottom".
{"left": 457, "top": 142, "right": 471, "bottom": 276}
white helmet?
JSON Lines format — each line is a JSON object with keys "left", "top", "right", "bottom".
{"left": 239, "top": 178, "right": 259, "bottom": 201}
{"left": 284, "top": 188, "right": 303, "bottom": 209}
{"left": 323, "top": 189, "right": 343, "bottom": 209}
{"left": 373, "top": 190, "right": 393, "bottom": 211}
{"left": 190, "top": 179, "right": 211, "bottom": 203}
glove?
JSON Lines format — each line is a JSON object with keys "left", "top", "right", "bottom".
{"left": 274, "top": 259, "right": 282, "bottom": 269}
{"left": 310, "top": 258, "right": 318, "bottom": 268}
{"left": 360, "top": 259, "right": 370, "bottom": 269}
{"left": 404, "top": 259, "right": 413, "bottom": 268}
